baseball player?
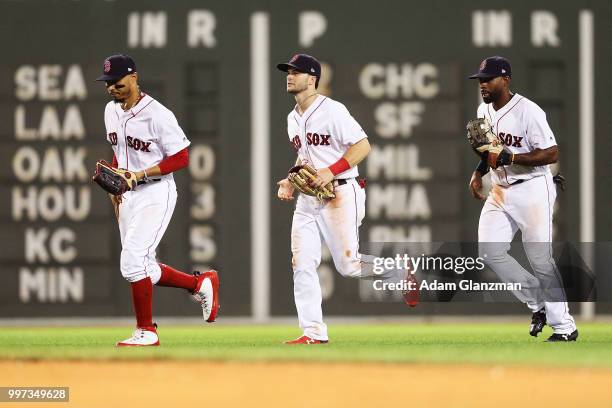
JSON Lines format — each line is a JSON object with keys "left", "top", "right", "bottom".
{"left": 276, "top": 54, "right": 383, "bottom": 344}
{"left": 95, "top": 54, "right": 219, "bottom": 346}
{"left": 468, "top": 56, "right": 578, "bottom": 342}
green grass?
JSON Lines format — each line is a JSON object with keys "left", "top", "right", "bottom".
{"left": 0, "top": 323, "right": 611, "bottom": 368}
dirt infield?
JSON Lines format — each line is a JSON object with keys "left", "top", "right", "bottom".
{"left": 1, "top": 361, "right": 609, "bottom": 407}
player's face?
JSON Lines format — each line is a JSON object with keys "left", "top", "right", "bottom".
{"left": 286, "top": 68, "right": 310, "bottom": 94}
{"left": 105, "top": 74, "right": 136, "bottom": 102}
{"left": 478, "top": 76, "right": 507, "bottom": 104}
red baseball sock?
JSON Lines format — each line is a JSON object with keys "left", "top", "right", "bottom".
{"left": 130, "top": 278, "right": 154, "bottom": 330}
{"left": 157, "top": 263, "right": 198, "bottom": 292}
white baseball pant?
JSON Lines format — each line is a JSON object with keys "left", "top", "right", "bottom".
{"left": 478, "top": 173, "right": 576, "bottom": 334}
{"left": 118, "top": 178, "right": 177, "bottom": 284}
{"left": 291, "top": 179, "right": 378, "bottom": 341}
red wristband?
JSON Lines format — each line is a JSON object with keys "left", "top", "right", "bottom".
{"left": 328, "top": 157, "right": 350, "bottom": 176}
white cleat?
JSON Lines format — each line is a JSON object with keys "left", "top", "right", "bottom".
{"left": 116, "top": 326, "right": 160, "bottom": 347}
{"left": 192, "top": 270, "right": 220, "bottom": 323}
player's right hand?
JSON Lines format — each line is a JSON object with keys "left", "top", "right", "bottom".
{"left": 469, "top": 172, "right": 486, "bottom": 201}
{"left": 277, "top": 178, "right": 295, "bottom": 201}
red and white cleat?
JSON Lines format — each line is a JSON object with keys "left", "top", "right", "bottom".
{"left": 403, "top": 272, "right": 420, "bottom": 308}
{"left": 284, "top": 335, "right": 329, "bottom": 345}
{"left": 116, "top": 326, "right": 160, "bottom": 347}
{"left": 192, "top": 270, "right": 220, "bottom": 323}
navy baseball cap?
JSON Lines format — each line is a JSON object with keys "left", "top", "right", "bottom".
{"left": 277, "top": 54, "right": 321, "bottom": 80}
{"left": 469, "top": 56, "right": 512, "bottom": 79}
{"left": 96, "top": 54, "right": 137, "bottom": 81}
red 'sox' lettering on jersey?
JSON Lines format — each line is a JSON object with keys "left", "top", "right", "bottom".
{"left": 512, "top": 135, "right": 524, "bottom": 147}
{"left": 126, "top": 136, "right": 152, "bottom": 152}
{"left": 291, "top": 135, "right": 302, "bottom": 151}
{"left": 498, "top": 132, "right": 523, "bottom": 148}
{"left": 306, "top": 132, "right": 331, "bottom": 146}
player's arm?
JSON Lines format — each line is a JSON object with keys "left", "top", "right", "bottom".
{"left": 312, "top": 138, "right": 371, "bottom": 188}
{"left": 341, "top": 138, "right": 371, "bottom": 168}
{"left": 495, "top": 145, "right": 558, "bottom": 167}
{"left": 133, "top": 147, "right": 189, "bottom": 181}
{"left": 511, "top": 145, "right": 558, "bottom": 166}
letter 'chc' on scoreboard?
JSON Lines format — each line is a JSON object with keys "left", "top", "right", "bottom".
{"left": 0, "top": 1, "right": 609, "bottom": 318}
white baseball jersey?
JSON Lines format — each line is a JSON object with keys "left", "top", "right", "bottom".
{"left": 104, "top": 93, "right": 191, "bottom": 174}
{"left": 287, "top": 95, "right": 367, "bottom": 179}
{"left": 477, "top": 93, "right": 556, "bottom": 186}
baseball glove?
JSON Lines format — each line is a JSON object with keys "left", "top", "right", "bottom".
{"left": 92, "top": 160, "right": 137, "bottom": 196}
{"left": 287, "top": 163, "right": 335, "bottom": 200}
{"left": 553, "top": 173, "right": 566, "bottom": 191}
{"left": 466, "top": 118, "right": 504, "bottom": 168}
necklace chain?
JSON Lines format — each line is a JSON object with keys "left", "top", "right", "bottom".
{"left": 122, "top": 88, "right": 143, "bottom": 111}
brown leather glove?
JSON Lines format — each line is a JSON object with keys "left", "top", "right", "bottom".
{"left": 287, "top": 163, "right": 335, "bottom": 200}
{"left": 92, "top": 160, "right": 137, "bottom": 196}
{"left": 467, "top": 118, "right": 504, "bottom": 168}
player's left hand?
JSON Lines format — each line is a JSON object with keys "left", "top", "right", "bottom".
{"left": 311, "top": 167, "right": 334, "bottom": 189}
{"left": 287, "top": 164, "right": 335, "bottom": 200}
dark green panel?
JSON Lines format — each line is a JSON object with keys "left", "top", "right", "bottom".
{"left": 0, "top": 0, "right": 609, "bottom": 318}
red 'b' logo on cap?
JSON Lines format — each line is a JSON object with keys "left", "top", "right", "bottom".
{"left": 104, "top": 60, "right": 111, "bottom": 73}
{"left": 289, "top": 54, "right": 299, "bottom": 63}
{"left": 479, "top": 59, "right": 487, "bottom": 71}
